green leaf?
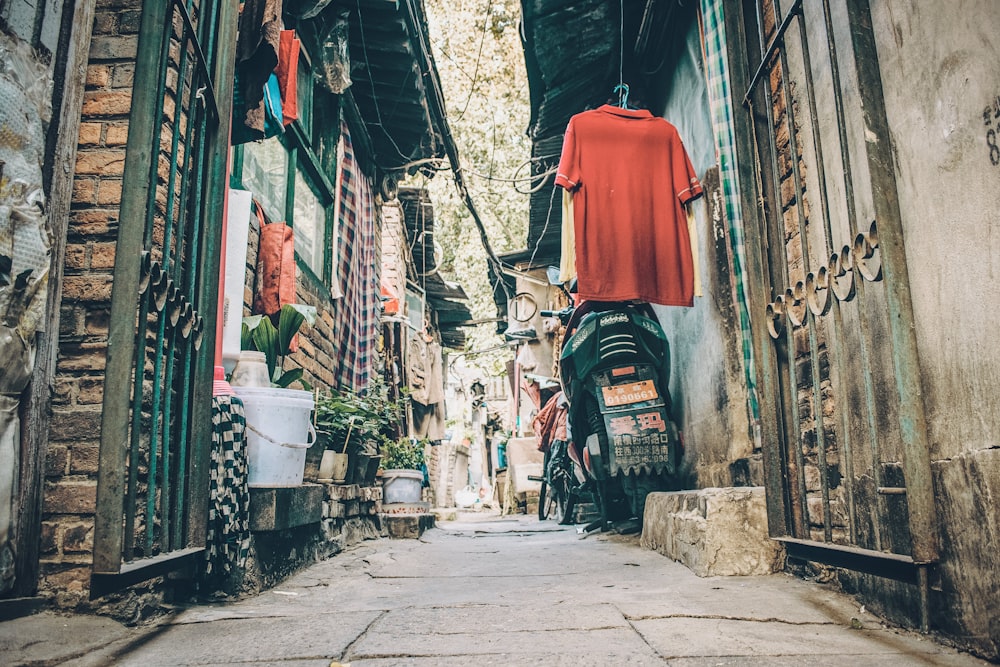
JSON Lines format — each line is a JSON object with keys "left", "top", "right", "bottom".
{"left": 250, "top": 316, "right": 279, "bottom": 379}
{"left": 277, "top": 304, "right": 317, "bottom": 356}
{"left": 275, "top": 367, "right": 304, "bottom": 388}
{"left": 241, "top": 316, "right": 265, "bottom": 351}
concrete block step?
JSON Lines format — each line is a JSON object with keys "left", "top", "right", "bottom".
{"left": 640, "top": 487, "right": 785, "bottom": 576}
{"left": 380, "top": 512, "right": 435, "bottom": 539}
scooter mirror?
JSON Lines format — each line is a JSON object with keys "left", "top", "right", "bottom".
{"left": 546, "top": 266, "right": 563, "bottom": 286}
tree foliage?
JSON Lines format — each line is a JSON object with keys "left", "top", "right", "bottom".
{"left": 413, "top": 0, "right": 531, "bottom": 373}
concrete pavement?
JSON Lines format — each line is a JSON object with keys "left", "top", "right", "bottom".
{"left": 2, "top": 511, "right": 991, "bottom": 666}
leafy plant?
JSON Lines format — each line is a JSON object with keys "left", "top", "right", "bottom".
{"left": 313, "top": 392, "right": 365, "bottom": 454}
{"left": 314, "top": 374, "right": 408, "bottom": 454}
{"left": 381, "top": 437, "right": 426, "bottom": 471}
{"left": 242, "top": 303, "right": 317, "bottom": 388}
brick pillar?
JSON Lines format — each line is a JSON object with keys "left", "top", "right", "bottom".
{"left": 42, "top": 1, "right": 140, "bottom": 607}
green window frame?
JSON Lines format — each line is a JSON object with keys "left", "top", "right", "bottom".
{"left": 233, "top": 41, "right": 338, "bottom": 289}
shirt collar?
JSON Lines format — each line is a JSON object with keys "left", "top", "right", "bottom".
{"left": 598, "top": 104, "right": 653, "bottom": 119}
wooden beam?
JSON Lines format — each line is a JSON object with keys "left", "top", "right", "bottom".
{"left": 16, "top": 0, "right": 98, "bottom": 598}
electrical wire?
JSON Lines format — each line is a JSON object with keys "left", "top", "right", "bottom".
{"left": 526, "top": 177, "right": 559, "bottom": 271}
{"left": 454, "top": 0, "right": 493, "bottom": 123}
{"left": 355, "top": 0, "right": 414, "bottom": 164}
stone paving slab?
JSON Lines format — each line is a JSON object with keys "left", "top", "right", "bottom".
{"left": 372, "top": 601, "right": 628, "bottom": 633}
{"left": 108, "top": 611, "right": 381, "bottom": 666}
{"left": 353, "top": 653, "right": 667, "bottom": 666}
{"left": 634, "top": 616, "right": 977, "bottom": 663}
{"left": 0, "top": 611, "right": 143, "bottom": 665}
{"left": 2, "top": 511, "right": 992, "bottom": 666}
{"left": 350, "top": 626, "right": 662, "bottom": 662}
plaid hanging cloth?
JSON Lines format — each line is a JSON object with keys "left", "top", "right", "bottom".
{"left": 330, "top": 118, "right": 379, "bottom": 391}
{"left": 204, "top": 391, "right": 251, "bottom": 578}
{"left": 699, "top": 0, "right": 761, "bottom": 428}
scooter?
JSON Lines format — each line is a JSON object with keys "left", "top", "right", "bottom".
{"left": 541, "top": 296, "right": 681, "bottom": 531}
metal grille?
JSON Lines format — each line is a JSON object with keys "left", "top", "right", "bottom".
{"left": 93, "top": 0, "right": 236, "bottom": 590}
{"left": 736, "top": 0, "right": 938, "bottom": 630}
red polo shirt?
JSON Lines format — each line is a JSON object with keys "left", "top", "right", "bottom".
{"left": 555, "top": 105, "right": 703, "bottom": 306}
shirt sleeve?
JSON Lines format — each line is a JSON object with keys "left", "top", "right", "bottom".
{"left": 673, "top": 135, "right": 703, "bottom": 205}
{"left": 555, "top": 118, "right": 580, "bottom": 190}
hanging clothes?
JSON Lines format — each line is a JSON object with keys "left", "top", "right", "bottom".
{"left": 252, "top": 203, "right": 296, "bottom": 316}
{"left": 407, "top": 333, "right": 444, "bottom": 407}
{"left": 275, "top": 30, "right": 300, "bottom": 126}
{"left": 329, "top": 118, "right": 379, "bottom": 391}
{"left": 560, "top": 191, "right": 702, "bottom": 297}
{"left": 556, "top": 105, "right": 703, "bottom": 306}
{"left": 411, "top": 401, "right": 446, "bottom": 442}
{"left": 233, "top": 0, "right": 283, "bottom": 144}
{"left": 204, "top": 394, "right": 250, "bottom": 578}
{"left": 532, "top": 391, "right": 568, "bottom": 453}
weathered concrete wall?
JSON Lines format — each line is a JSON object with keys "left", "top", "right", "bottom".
{"left": 869, "top": 0, "right": 1000, "bottom": 657}
{"left": 654, "top": 18, "right": 756, "bottom": 490}
{"left": 768, "top": 0, "right": 1000, "bottom": 657}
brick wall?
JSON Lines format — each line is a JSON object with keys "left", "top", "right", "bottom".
{"left": 42, "top": 0, "right": 141, "bottom": 607}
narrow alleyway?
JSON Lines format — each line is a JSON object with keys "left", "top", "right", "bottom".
{"left": 16, "top": 513, "right": 984, "bottom": 667}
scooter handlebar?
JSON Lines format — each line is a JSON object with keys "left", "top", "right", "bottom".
{"left": 541, "top": 306, "right": 575, "bottom": 324}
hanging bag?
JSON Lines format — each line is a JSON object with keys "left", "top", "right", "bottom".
{"left": 252, "top": 203, "right": 296, "bottom": 316}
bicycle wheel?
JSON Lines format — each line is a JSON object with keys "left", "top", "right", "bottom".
{"left": 552, "top": 466, "right": 576, "bottom": 525}
{"left": 538, "top": 480, "right": 550, "bottom": 520}
{"left": 538, "top": 448, "right": 552, "bottom": 521}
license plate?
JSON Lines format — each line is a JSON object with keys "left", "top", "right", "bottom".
{"left": 602, "top": 380, "right": 658, "bottom": 407}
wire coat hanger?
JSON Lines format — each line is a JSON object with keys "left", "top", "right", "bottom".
{"left": 614, "top": 83, "right": 631, "bottom": 109}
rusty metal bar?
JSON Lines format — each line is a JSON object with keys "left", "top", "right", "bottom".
{"left": 94, "top": 1, "right": 172, "bottom": 576}
{"left": 725, "top": 0, "right": 791, "bottom": 537}
{"left": 186, "top": 0, "right": 238, "bottom": 549}
{"left": 796, "top": 0, "right": 858, "bottom": 544}
{"left": 94, "top": 0, "right": 235, "bottom": 583}
{"left": 843, "top": 0, "right": 939, "bottom": 566}
{"left": 771, "top": 0, "right": 834, "bottom": 542}
{"left": 778, "top": 537, "right": 920, "bottom": 584}
{"left": 742, "top": 0, "right": 802, "bottom": 106}
{"left": 818, "top": 0, "right": 887, "bottom": 553}
{"left": 749, "top": 0, "right": 808, "bottom": 538}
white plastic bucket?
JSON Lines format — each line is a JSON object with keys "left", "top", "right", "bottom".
{"left": 235, "top": 386, "right": 315, "bottom": 487}
{"left": 382, "top": 469, "right": 424, "bottom": 504}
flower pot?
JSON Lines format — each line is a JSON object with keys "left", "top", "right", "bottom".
{"left": 351, "top": 453, "right": 372, "bottom": 486}
{"left": 382, "top": 469, "right": 423, "bottom": 504}
{"left": 235, "top": 386, "right": 315, "bottom": 487}
{"left": 318, "top": 450, "right": 349, "bottom": 483}
{"left": 364, "top": 455, "right": 382, "bottom": 486}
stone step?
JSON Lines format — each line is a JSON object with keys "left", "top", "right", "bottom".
{"left": 640, "top": 487, "right": 784, "bottom": 576}
{"left": 380, "top": 512, "right": 435, "bottom": 539}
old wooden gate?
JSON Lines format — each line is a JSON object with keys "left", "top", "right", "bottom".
{"left": 91, "top": 0, "right": 236, "bottom": 594}
{"left": 730, "top": 0, "right": 938, "bottom": 629}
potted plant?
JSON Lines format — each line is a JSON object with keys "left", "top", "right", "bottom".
{"left": 239, "top": 303, "right": 317, "bottom": 388}
{"left": 380, "top": 437, "right": 426, "bottom": 504}
{"left": 233, "top": 304, "right": 318, "bottom": 487}
{"left": 313, "top": 391, "right": 364, "bottom": 483}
